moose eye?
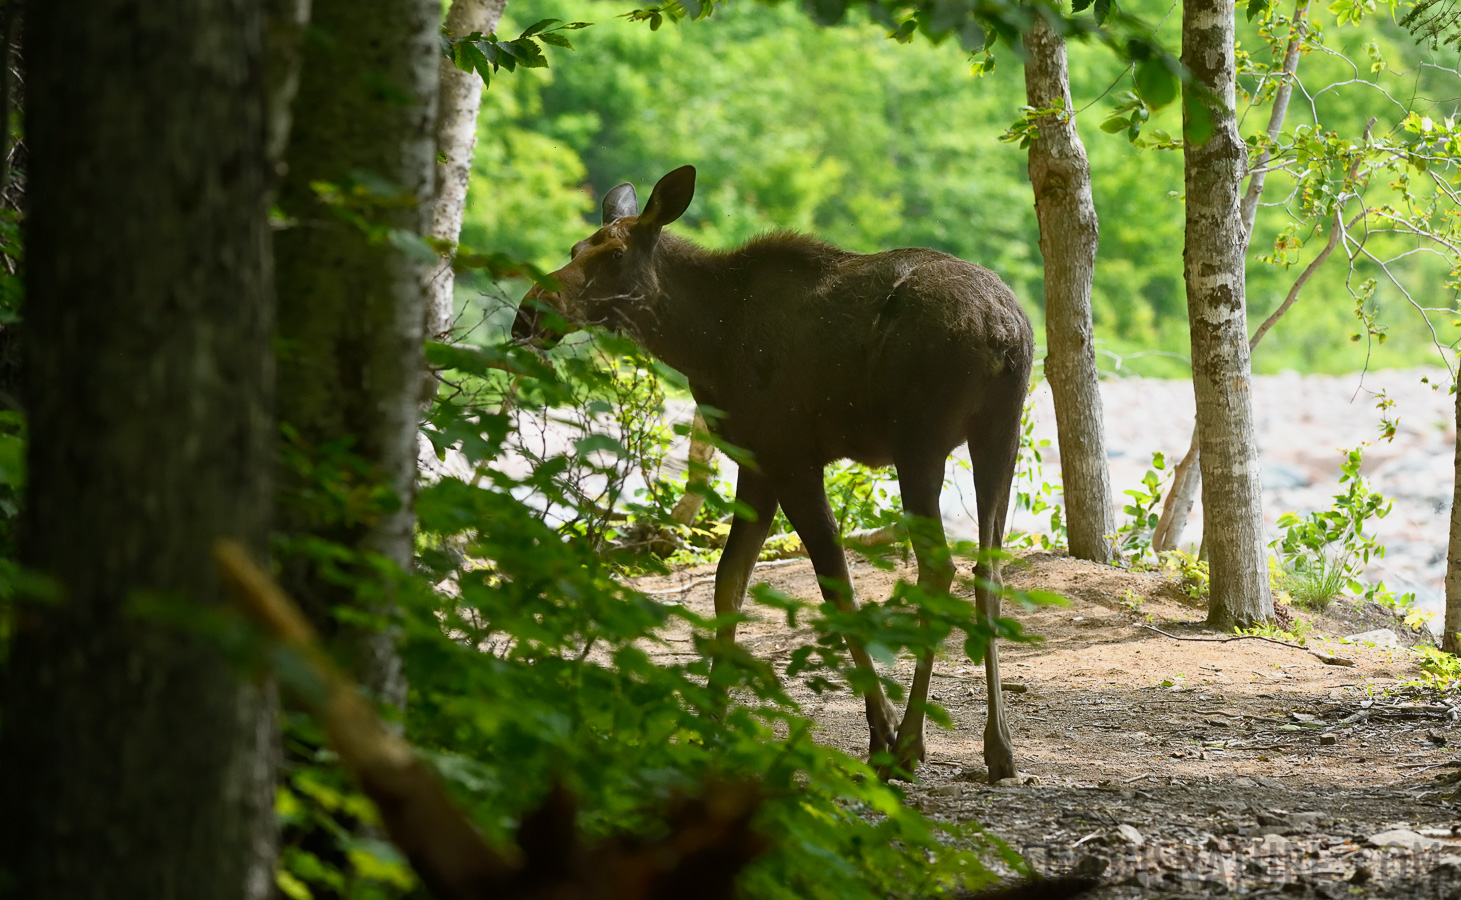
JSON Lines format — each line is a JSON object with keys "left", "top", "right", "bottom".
{"left": 612, "top": 250, "right": 624, "bottom": 261}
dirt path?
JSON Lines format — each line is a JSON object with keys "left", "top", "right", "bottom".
{"left": 633, "top": 552, "right": 1461, "bottom": 899}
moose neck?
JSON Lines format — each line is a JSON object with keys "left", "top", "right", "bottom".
{"left": 617, "top": 234, "right": 734, "bottom": 383}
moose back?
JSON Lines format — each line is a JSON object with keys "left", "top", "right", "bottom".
{"left": 513, "top": 166, "right": 1033, "bottom": 779}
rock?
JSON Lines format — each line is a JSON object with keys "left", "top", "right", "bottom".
{"left": 1367, "top": 828, "right": 1444, "bottom": 850}
{"left": 956, "top": 765, "right": 988, "bottom": 782}
{"left": 1432, "top": 855, "right": 1461, "bottom": 873}
{"left": 1258, "top": 833, "right": 1292, "bottom": 855}
{"left": 995, "top": 776, "right": 1023, "bottom": 788}
{"left": 1289, "top": 812, "right": 1325, "bottom": 828}
{"left": 1345, "top": 629, "right": 1402, "bottom": 647}
{"left": 1351, "top": 865, "right": 1374, "bottom": 885}
{"left": 1430, "top": 730, "right": 1450, "bottom": 746}
{"left": 1320, "top": 734, "right": 1338, "bottom": 746}
{"left": 1311, "top": 649, "right": 1357, "bottom": 667}
{"left": 929, "top": 784, "right": 963, "bottom": 797}
{"left": 1072, "top": 854, "right": 1109, "bottom": 878}
{"left": 1115, "top": 823, "right": 1144, "bottom": 846}
{"left": 1000, "top": 682, "right": 1029, "bottom": 693}
{"left": 1257, "top": 812, "right": 1288, "bottom": 827}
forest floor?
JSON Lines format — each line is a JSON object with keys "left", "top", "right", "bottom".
{"left": 631, "top": 551, "right": 1461, "bottom": 899}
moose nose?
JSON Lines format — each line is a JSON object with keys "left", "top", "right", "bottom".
{"left": 512, "top": 286, "right": 558, "bottom": 342}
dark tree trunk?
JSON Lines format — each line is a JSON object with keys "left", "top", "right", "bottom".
{"left": 274, "top": 0, "right": 439, "bottom": 706}
{"left": 0, "top": 0, "right": 277, "bottom": 896}
{"left": 1023, "top": 15, "right": 1115, "bottom": 563}
{"left": 1183, "top": 0, "right": 1274, "bottom": 628}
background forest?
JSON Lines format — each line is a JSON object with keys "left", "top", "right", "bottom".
{"left": 461, "top": 0, "right": 1461, "bottom": 376}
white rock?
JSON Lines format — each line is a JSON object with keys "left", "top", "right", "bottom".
{"left": 1368, "top": 828, "right": 1443, "bottom": 850}
{"left": 1345, "top": 629, "right": 1402, "bottom": 648}
{"left": 1116, "top": 823, "right": 1144, "bottom": 846}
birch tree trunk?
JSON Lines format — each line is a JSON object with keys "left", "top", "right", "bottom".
{"left": 1, "top": 0, "right": 277, "bottom": 894}
{"left": 670, "top": 410, "right": 718, "bottom": 526}
{"left": 1023, "top": 15, "right": 1115, "bottom": 563}
{"left": 274, "top": 0, "right": 439, "bottom": 707}
{"left": 1153, "top": 0, "right": 1309, "bottom": 555}
{"left": 1183, "top": 0, "right": 1275, "bottom": 629}
{"left": 424, "top": 0, "right": 507, "bottom": 354}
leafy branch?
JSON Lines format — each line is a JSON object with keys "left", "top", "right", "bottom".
{"left": 440, "top": 18, "right": 591, "bottom": 87}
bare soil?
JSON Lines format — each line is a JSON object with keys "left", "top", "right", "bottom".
{"left": 632, "top": 551, "right": 1461, "bottom": 899}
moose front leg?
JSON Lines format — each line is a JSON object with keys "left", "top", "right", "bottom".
{"left": 711, "top": 469, "right": 779, "bottom": 645}
{"left": 774, "top": 469, "right": 900, "bottom": 757}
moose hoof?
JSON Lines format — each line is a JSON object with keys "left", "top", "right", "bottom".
{"left": 985, "top": 752, "right": 1016, "bottom": 784}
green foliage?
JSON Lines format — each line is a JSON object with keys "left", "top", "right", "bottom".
{"left": 1417, "top": 645, "right": 1461, "bottom": 687}
{"left": 1112, "top": 452, "right": 1169, "bottom": 564}
{"left": 442, "top": 18, "right": 592, "bottom": 87}
{"left": 1269, "top": 445, "right": 1417, "bottom": 614}
{"left": 407, "top": 339, "right": 1051, "bottom": 895}
{"left": 274, "top": 326, "right": 1064, "bottom": 896}
{"left": 1006, "top": 396, "right": 1066, "bottom": 551}
{"left": 1160, "top": 550, "right": 1209, "bottom": 600}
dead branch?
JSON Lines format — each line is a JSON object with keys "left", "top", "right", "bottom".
{"left": 214, "top": 540, "right": 767, "bottom": 900}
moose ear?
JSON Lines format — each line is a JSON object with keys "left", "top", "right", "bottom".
{"left": 602, "top": 183, "right": 639, "bottom": 225}
{"left": 637, "top": 166, "right": 696, "bottom": 231}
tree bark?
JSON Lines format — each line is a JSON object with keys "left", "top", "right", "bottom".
{"left": 1183, "top": 0, "right": 1275, "bottom": 628}
{"left": 0, "top": 0, "right": 277, "bottom": 895}
{"left": 1446, "top": 378, "right": 1461, "bottom": 654}
{"left": 1153, "top": 0, "right": 1308, "bottom": 555}
{"left": 274, "top": 0, "right": 439, "bottom": 707}
{"left": 424, "top": 0, "right": 507, "bottom": 351}
{"left": 1023, "top": 15, "right": 1115, "bottom": 563}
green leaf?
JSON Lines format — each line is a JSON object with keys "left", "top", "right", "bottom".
{"left": 1246, "top": 0, "right": 1270, "bottom": 19}
{"left": 1094, "top": 0, "right": 1112, "bottom": 23}
{"left": 538, "top": 32, "right": 574, "bottom": 49}
{"left": 1071, "top": 0, "right": 1094, "bottom": 12}
{"left": 1183, "top": 89, "right": 1215, "bottom": 144}
{"left": 681, "top": 0, "right": 704, "bottom": 17}
{"left": 1135, "top": 57, "right": 1178, "bottom": 109}
{"left": 575, "top": 434, "right": 627, "bottom": 457}
{"left": 1101, "top": 116, "right": 1131, "bottom": 133}
{"left": 502, "top": 39, "right": 548, "bottom": 68}
{"left": 803, "top": 0, "right": 848, "bottom": 26}
{"left": 458, "top": 41, "right": 492, "bottom": 78}
{"left": 520, "top": 18, "right": 559, "bottom": 36}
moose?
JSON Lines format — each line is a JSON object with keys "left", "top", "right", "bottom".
{"left": 513, "top": 166, "right": 1033, "bottom": 780}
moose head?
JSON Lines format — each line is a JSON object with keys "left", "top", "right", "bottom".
{"left": 511, "top": 165, "right": 696, "bottom": 346}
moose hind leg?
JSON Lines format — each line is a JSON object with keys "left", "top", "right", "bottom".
{"left": 886, "top": 455, "right": 955, "bottom": 780}
{"left": 969, "top": 402, "right": 1022, "bottom": 783}
{"left": 774, "top": 467, "right": 900, "bottom": 757}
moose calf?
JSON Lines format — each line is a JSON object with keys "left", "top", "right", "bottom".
{"left": 513, "top": 166, "right": 1033, "bottom": 780}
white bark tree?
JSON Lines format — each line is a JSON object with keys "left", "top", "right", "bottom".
{"left": 1153, "top": 0, "right": 1309, "bottom": 555}
{"left": 1182, "top": 0, "right": 1274, "bottom": 628}
{"left": 425, "top": 0, "right": 508, "bottom": 353}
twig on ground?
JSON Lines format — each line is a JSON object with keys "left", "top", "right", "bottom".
{"left": 1136, "top": 623, "right": 1358, "bottom": 666}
